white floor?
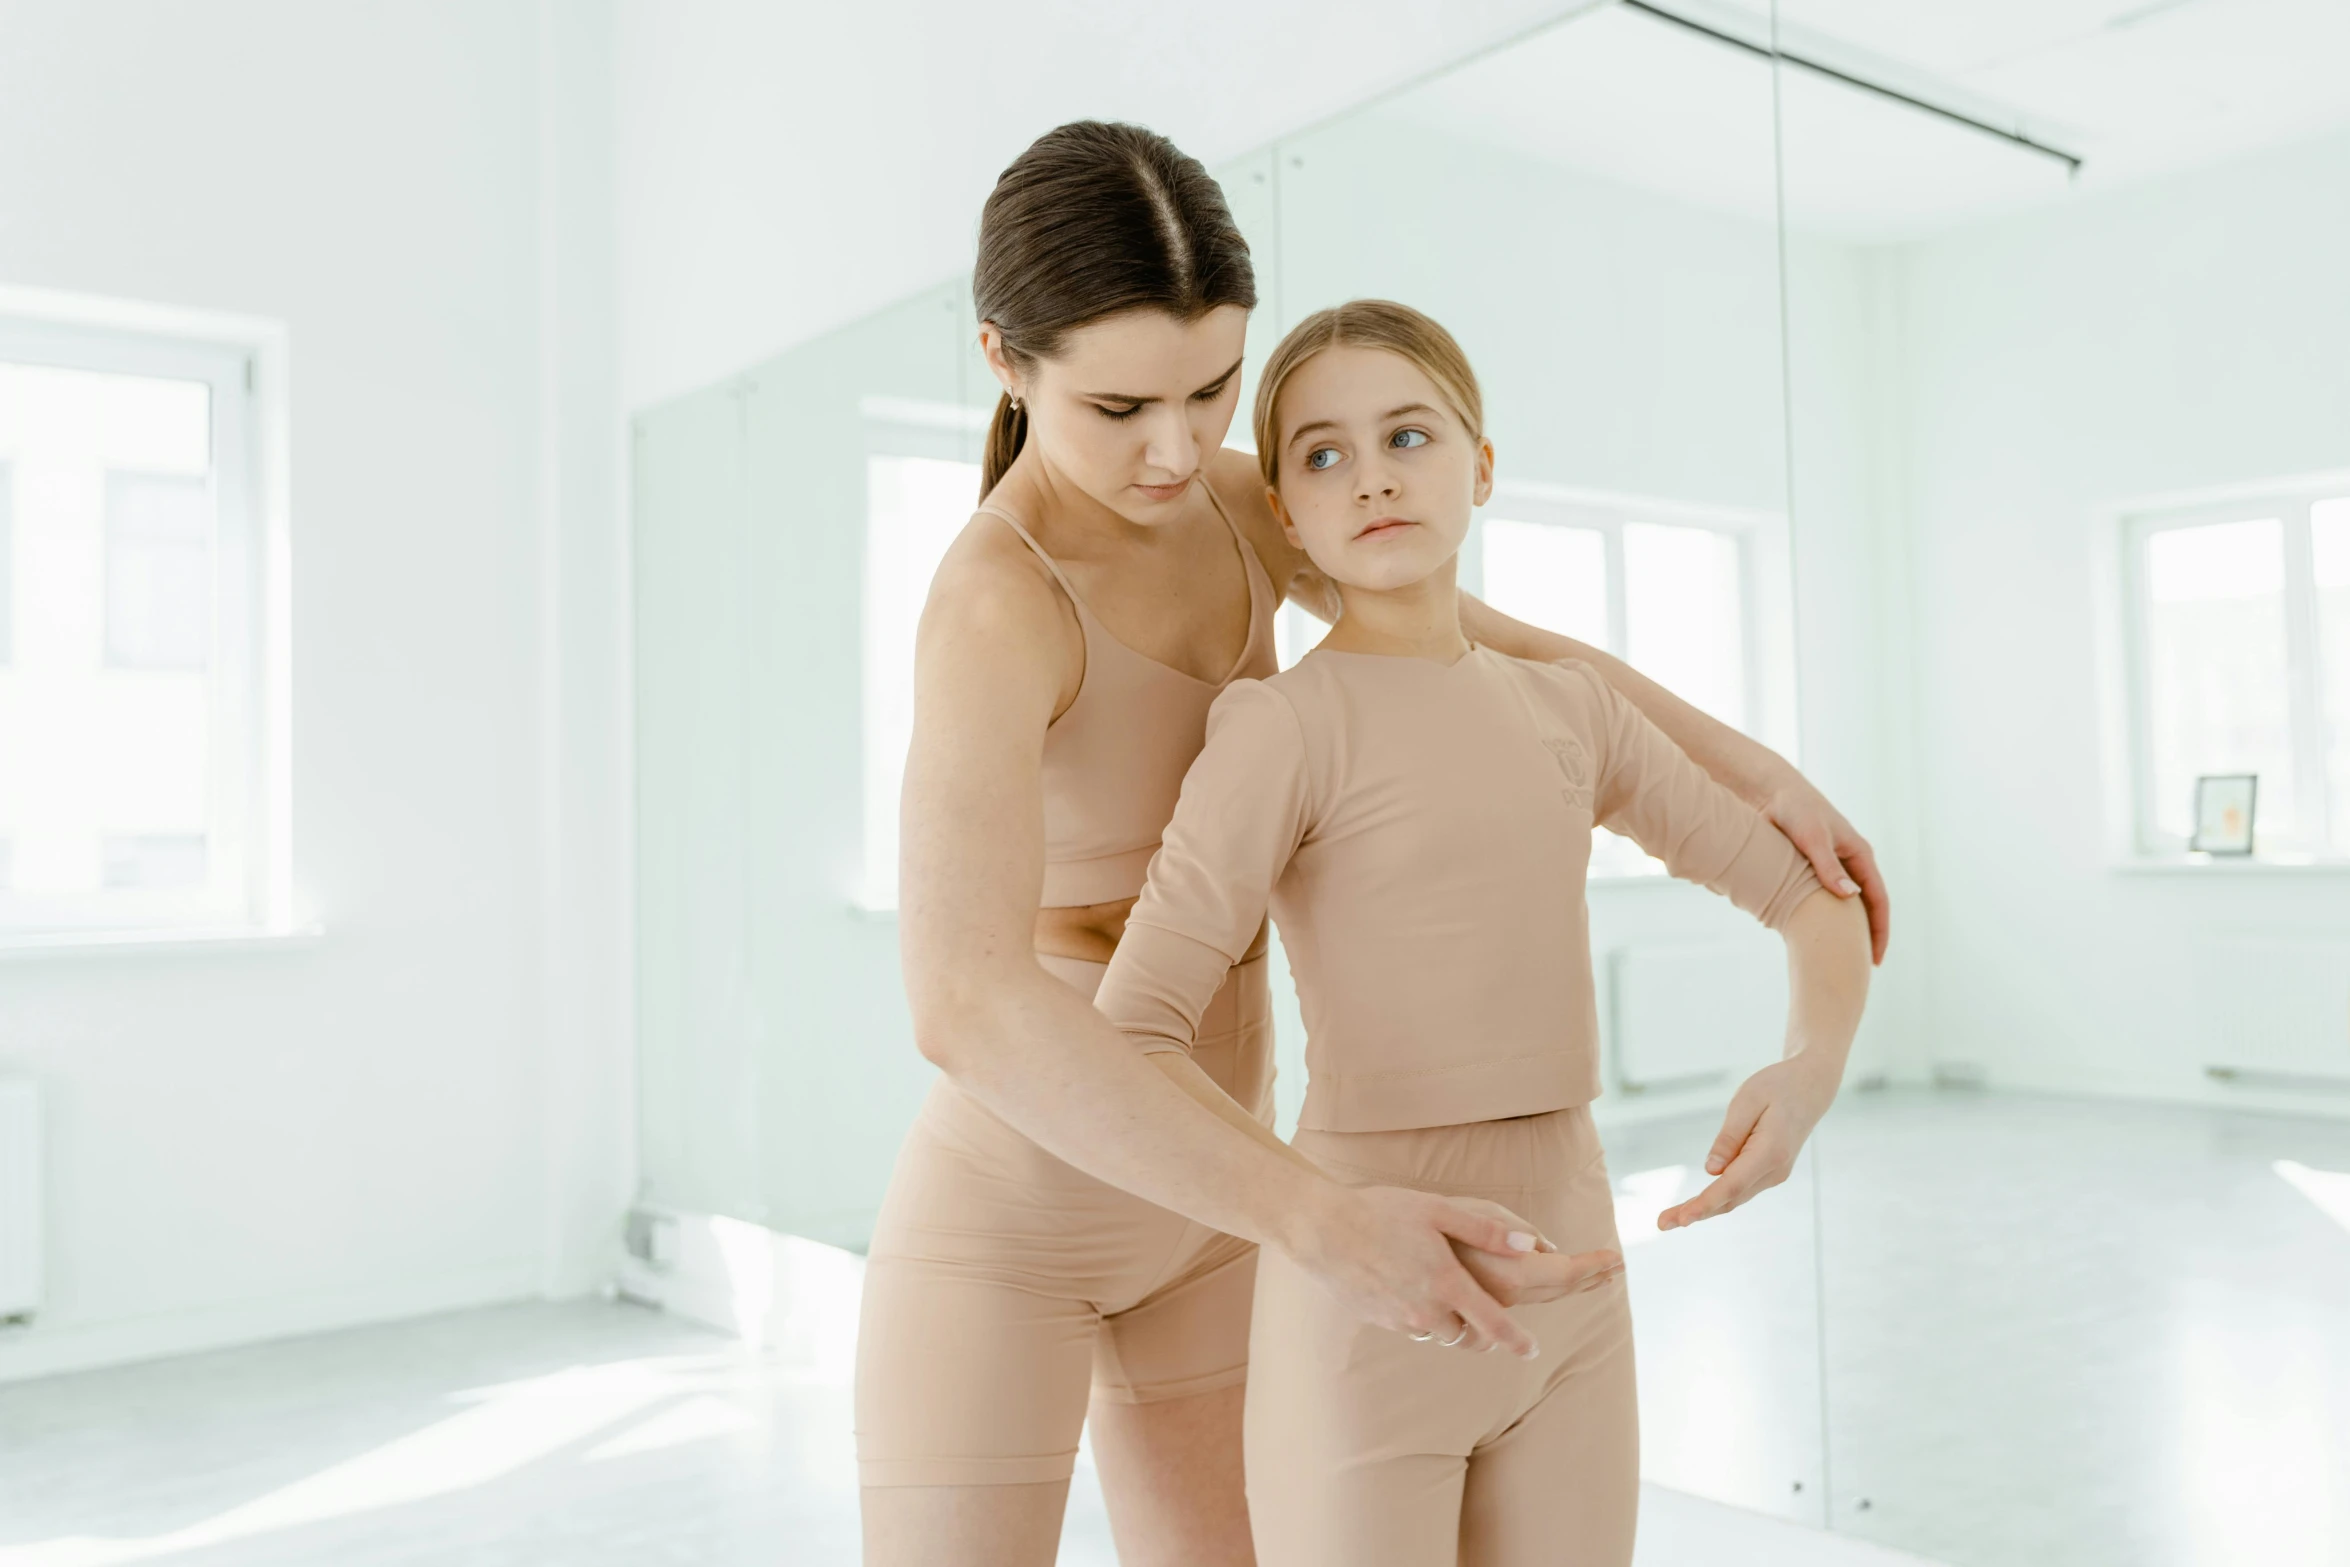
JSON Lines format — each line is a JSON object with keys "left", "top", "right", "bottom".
{"left": 0, "top": 1297, "right": 1930, "bottom": 1567}
{"left": 2, "top": 1088, "right": 2345, "bottom": 1566}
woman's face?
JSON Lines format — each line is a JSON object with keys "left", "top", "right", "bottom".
{"left": 1270, "top": 344, "right": 1493, "bottom": 593}
{"left": 984, "top": 305, "right": 1248, "bottom": 522}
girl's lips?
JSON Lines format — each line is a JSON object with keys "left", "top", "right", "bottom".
{"left": 1135, "top": 476, "right": 1193, "bottom": 502}
{"left": 1357, "top": 518, "right": 1416, "bottom": 540}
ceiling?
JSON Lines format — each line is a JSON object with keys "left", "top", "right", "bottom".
{"left": 1372, "top": 0, "right": 2350, "bottom": 241}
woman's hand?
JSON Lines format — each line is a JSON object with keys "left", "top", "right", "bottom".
{"left": 1655, "top": 1055, "right": 1838, "bottom": 1231}
{"left": 1279, "top": 1183, "right": 1556, "bottom": 1358}
{"left": 1757, "top": 771, "right": 1890, "bottom": 966}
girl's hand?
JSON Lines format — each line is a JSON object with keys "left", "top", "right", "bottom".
{"left": 1439, "top": 1196, "right": 1620, "bottom": 1352}
{"left": 1453, "top": 1238, "right": 1623, "bottom": 1311}
{"left": 1758, "top": 773, "right": 1890, "bottom": 966}
{"left": 1655, "top": 1056, "right": 1838, "bottom": 1231}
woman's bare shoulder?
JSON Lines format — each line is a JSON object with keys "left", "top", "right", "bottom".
{"left": 920, "top": 509, "right": 1082, "bottom": 691}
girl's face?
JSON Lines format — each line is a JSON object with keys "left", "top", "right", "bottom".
{"left": 983, "top": 305, "right": 1248, "bottom": 522}
{"left": 1270, "top": 345, "right": 1493, "bottom": 592}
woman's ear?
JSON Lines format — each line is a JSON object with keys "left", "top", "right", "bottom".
{"left": 978, "top": 323, "right": 1021, "bottom": 398}
{"left": 1471, "top": 436, "right": 1496, "bottom": 508}
{"left": 1268, "top": 486, "right": 1305, "bottom": 551}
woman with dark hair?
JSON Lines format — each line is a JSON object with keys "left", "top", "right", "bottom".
{"left": 856, "top": 121, "right": 1888, "bottom": 1567}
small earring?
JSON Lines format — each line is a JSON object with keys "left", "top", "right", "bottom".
{"left": 1010, "top": 393, "right": 1024, "bottom": 412}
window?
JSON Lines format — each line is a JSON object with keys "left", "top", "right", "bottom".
{"left": 2126, "top": 484, "right": 2350, "bottom": 857}
{"left": 1477, "top": 487, "right": 1788, "bottom": 877}
{"left": 0, "top": 310, "right": 280, "bottom": 937}
{"left": 858, "top": 398, "right": 986, "bottom": 910}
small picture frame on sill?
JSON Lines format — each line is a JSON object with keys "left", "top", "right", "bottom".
{"left": 2189, "top": 774, "right": 2258, "bottom": 855}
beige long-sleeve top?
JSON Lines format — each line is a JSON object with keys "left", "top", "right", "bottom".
{"left": 1093, "top": 645, "right": 1822, "bottom": 1133}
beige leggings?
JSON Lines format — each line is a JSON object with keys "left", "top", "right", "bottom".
{"left": 1246, "top": 1105, "right": 1638, "bottom": 1567}
{"left": 855, "top": 949, "right": 1273, "bottom": 1487}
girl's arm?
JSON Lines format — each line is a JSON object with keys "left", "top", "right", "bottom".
{"left": 900, "top": 533, "right": 1544, "bottom": 1354}
{"left": 1099, "top": 680, "right": 1615, "bottom": 1342}
{"left": 1205, "top": 450, "right": 1889, "bottom": 964}
{"left": 1459, "top": 594, "right": 1888, "bottom": 965}
{"left": 1657, "top": 889, "right": 1870, "bottom": 1229}
{"left": 1572, "top": 662, "right": 1872, "bottom": 1228}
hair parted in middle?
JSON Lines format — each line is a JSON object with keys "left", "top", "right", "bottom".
{"left": 1250, "top": 299, "right": 1485, "bottom": 490}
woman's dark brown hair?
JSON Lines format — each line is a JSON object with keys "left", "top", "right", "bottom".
{"left": 973, "top": 121, "right": 1257, "bottom": 496}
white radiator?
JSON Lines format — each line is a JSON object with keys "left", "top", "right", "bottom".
{"left": 2207, "top": 938, "right": 2350, "bottom": 1086}
{"left": 1609, "top": 939, "right": 1787, "bottom": 1093}
{"left": 0, "top": 1075, "right": 40, "bottom": 1320}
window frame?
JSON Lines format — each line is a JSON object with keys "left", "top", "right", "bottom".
{"left": 2119, "top": 478, "right": 2350, "bottom": 861}
{"left": 0, "top": 301, "right": 289, "bottom": 941}
{"left": 1471, "top": 479, "right": 1800, "bottom": 761}
{"left": 1466, "top": 481, "right": 1800, "bottom": 883}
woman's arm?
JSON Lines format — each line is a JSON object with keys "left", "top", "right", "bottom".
{"left": 1656, "top": 888, "right": 1870, "bottom": 1229}
{"left": 900, "top": 535, "right": 1545, "bottom": 1354}
{"left": 1206, "top": 450, "right": 1887, "bottom": 963}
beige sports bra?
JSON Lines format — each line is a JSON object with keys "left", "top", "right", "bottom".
{"left": 977, "top": 482, "right": 1279, "bottom": 909}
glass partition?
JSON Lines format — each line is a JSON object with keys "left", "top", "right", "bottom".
{"left": 633, "top": 280, "right": 990, "bottom": 1249}
{"left": 1774, "top": 17, "right": 2350, "bottom": 1566}
{"left": 1261, "top": 3, "right": 1832, "bottom": 1526}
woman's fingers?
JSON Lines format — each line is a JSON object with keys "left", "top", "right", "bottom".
{"left": 1436, "top": 1265, "right": 1538, "bottom": 1358}
{"left": 1788, "top": 814, "right": 1858, "bottom": 902}
{"left": 1434, "top": 1196, "right": 1547, "bottom": 1257}
{"left": 1843, "top": 837, "right": 1892, "bottom": 965}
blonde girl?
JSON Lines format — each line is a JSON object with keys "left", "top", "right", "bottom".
{"left": 1093, "top": 300, "right": 1873, "bottom": 1566}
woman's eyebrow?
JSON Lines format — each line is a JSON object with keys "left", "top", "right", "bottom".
{"left": 1286, "top": 403, "right": 1437, "bottom": 449}
{"left": 1080, "top": 356, "right": 1246, "bottom": 406}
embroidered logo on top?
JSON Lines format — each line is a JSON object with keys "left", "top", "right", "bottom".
{"left": 1545, "top": 736, "right": 1594, "bottom": 810}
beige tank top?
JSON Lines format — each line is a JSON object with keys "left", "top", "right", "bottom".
{"left": 976, "top": 483, "right": 1279, "bottom": 909}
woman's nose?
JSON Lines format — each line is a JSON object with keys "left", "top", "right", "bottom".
{"left": 1144, "top": 408, "right": 1199, "bottom": 478}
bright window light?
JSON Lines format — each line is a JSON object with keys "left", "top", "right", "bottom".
{"left": 1625, "top": 522, "right": 1745, "bottom": 731}
{"left": 1475, "top": 493, "right": 1771, "bottom": 879}
{"left": 0, "top": 321, "right": 276, "bottom": 940}
{"left": 2143, "top": 518, "right": 2296, "bottom": 841}
{"left": 860, "top": 452, "right": 982, "bottom": 911}
{"left": 2313, "top": 498, "right": 2350, "bottom": 845}
{"left": 1483, "top": 519, "right": 1608, "bottom": 648}
{"left": 2126, "top": 487, "right": 2350, "bottom": 856}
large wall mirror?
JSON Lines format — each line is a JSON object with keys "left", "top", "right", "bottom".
{"left": 632, "top": 2, "right": 2350, "bottom": 1560}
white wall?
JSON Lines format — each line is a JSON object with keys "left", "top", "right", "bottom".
{"left": 610, "top": 0, "right": 1610, "bottom": 413}
{"left": 0, "top": 0, "right": 629, "bottom": 1380}
{"left": 1889, "top": 127, "right": 2350, "bottom": 1110}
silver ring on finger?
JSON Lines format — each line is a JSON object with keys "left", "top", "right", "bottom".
{"left": 1437, "top": 1322, "right": 1471, "bottom": 1348}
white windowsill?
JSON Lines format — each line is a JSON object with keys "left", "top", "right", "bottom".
{"left": 2110, "top": 854, "right": 2350, "bottom": 876}
{"left": 0, "top": 922, "right": 326, "bottom": 961}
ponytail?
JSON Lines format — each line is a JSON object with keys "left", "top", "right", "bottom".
{"left": 981, "top": 391, "right": 1028, "bottom": 499}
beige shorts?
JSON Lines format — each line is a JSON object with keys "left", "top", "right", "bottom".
{"left": 1247, "top": 1105, "right": 1639, "bottom": 1567}
{"left": 854, "top": 948, "right": 1273, "bottom": 1488}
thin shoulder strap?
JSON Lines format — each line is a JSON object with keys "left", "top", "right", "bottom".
{"left": 1196, "top": 474, "right": 1274, "bottom": 617}
{"left": 976, "top": 502, "right": 1093, "bottom": 615}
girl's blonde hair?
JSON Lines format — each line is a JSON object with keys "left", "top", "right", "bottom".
{"left": 1250, "top": 299, "right": 1484, "bottom": 489}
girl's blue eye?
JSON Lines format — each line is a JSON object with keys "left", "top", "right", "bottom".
{"left": 1304, "top": 447, "right": 1341, "bottom": 471}
{"left": 1390, "top": 428, "right": 1430, "bottom": 450}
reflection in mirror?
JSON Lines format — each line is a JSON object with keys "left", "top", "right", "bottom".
{"left": 1265, "top": 0, "right": 1838, "bottom": 1527}
{"left": 1773, "top": 1, "right": 2350, "bottom": 1560}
